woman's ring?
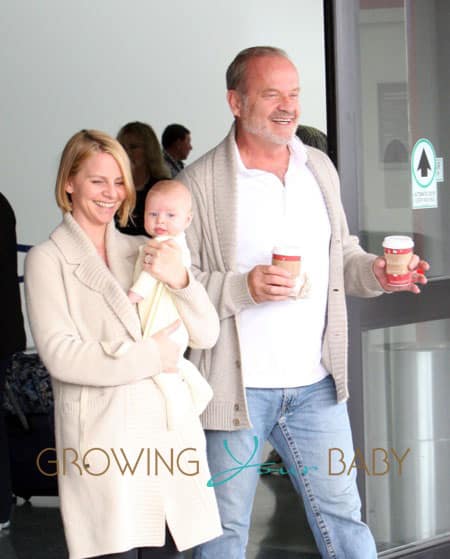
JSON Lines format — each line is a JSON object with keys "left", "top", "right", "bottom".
{"left": 144, "top": 254, "right": 151, "bottom": 264}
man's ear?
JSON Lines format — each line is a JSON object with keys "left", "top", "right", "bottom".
{"left": 172, "top": 138, "right": 182, "bottom": 154}
{"left": 227, "top": 90, "right": 243, "bottom": 118}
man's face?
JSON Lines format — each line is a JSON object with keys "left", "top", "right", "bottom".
{"left": 230, "top": 56, "right": 300, "bottom": 146}
{"left": 177, "top": 133, "right": 192, "bottom": 160}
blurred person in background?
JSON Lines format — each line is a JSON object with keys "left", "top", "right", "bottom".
{"left": 296, "top": 124, "right": 328, "bottom": 153}
{"left": 162, "top": 124, "right": 192, "bottom": 178}
{"left": 0, "top": 192, "right": 26, "bottom": 533}
{"left": 117, "top": 121, "right": 170, "bottom": 235}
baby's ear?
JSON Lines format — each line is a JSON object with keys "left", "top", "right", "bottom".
{"left": 185, "top": 212, "right": 193, "bottom": 229}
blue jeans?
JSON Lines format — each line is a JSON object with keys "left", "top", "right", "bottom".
{"left": 193, "top": 375, "right": 377, "bottom": 559}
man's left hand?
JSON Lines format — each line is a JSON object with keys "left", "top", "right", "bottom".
{"left": 372, "top": 254, "right": 430, "bottom": 294}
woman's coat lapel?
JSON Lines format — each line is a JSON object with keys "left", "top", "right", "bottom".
{"left": 50, "top": 213, "right": 142, "bottom": 341}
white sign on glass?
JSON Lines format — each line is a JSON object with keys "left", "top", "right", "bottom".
{"left": 411, "top": 138, "right": 438, "bottom": 209}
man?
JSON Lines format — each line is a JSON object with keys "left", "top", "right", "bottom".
{"left": 0, "top": 193, "right": 26, "bottom": 532}
{"left": 178, "top": 47, "right": 428, "bottom": 559}
{"left": 161, "top": 123, "right": 192, "bottom": 177}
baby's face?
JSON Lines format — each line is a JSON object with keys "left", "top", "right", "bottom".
{"left": 144, "top": 191, "right": 192, "bottom": 237}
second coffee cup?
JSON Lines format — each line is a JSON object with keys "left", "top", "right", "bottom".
{"left": 272, "top": 245, "right": 302, "bottom": 277}
{"left": 382, "top": 235, "right": 414, "bottom": 286}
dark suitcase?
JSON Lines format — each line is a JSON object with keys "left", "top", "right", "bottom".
{"left": 4, "top": 352, "right": 58, "bottom": 500}
{"left": 6, "top": 413, "right": 57, "bottom": 500}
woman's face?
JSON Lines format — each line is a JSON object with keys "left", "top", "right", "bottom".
{"left": 120, "top": 133, "right": 146, "bottom": 172}
{"left": 66, "top": 152, "right": 126, "bottom": 232}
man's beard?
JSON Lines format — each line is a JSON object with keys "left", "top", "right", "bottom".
{"left": 240, "top": 97, "right": 297, "bottom": 146}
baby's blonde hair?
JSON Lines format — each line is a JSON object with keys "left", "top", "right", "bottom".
{"left": 146, "top": 180, "right": 192, "bottom": 212}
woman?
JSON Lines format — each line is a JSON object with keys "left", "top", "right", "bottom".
{"left": 117, "top": 122, "right": 170, "bottom": 236}
{"left": 25, "top": 130, "right": 221, "bottom": 559}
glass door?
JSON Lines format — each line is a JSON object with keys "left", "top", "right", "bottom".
{"left": 330, "top": 0, "right": 450, "bottom": 556}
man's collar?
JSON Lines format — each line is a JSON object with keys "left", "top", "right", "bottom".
{"left": 234, "top": 135, "right": 308, "bottom": 176}
{"left": 164, "top": 150, "right": 182, "bottom": 165}
{"left": 290, "top": 135, "right": 309, "bottom": 166}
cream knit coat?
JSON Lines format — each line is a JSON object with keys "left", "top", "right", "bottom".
{"left": 24, "top": 213, "right": 222, "bottom": 558}
{"left": 178, "top": 126, "right": 383, "bottom": 431}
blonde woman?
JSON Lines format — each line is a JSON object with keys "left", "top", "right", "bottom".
{"left": 25, "top": 130, "right": 221, "bottom": 559}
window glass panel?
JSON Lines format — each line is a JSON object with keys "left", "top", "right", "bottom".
{"left": 359, "top": 0, "right": 450, "bottom": 278}
{"left": 362, "top": 318, "right": 450, "bottom": 551}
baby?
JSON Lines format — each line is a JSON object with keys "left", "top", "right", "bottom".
{"left": 128, "top": 180, "right": 213, "bottom": 430}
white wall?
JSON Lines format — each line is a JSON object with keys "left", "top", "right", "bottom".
{"left": 1, "top": 0, "right": 326, "bottom": 246}
{"left": 1, "top": 0, "right": 326, "bottom": 347}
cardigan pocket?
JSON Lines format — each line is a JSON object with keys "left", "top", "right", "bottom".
{"left": 78, "top": 387, "right": 127, "bottom": 477}
{"left": 58, "top": 387, "right": 109, "bottom": 465}
{"left": 59, "top": 386, "right": 107, "bottom": 415}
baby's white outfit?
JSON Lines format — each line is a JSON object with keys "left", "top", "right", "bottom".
{"left": 130, "top": 233, "right": 213, "bottom": 430}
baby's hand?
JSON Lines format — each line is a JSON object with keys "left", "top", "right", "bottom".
{"left": 128, "top": 290, "right": 143, "bottom": 304}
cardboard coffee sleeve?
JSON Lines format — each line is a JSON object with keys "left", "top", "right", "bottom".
{"left": 382, "top": 235, "right": 414, "bottom": 286}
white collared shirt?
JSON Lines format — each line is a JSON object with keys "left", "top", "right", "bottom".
{"left": 236, "top": 137, "right": 331, "bottom": 388}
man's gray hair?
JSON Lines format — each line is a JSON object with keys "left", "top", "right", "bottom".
{"left": 226, "top": 46, "right": 289, "bottom": 93}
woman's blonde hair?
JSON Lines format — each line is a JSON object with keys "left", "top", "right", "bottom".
{"left": 117, "top": 121, "right": 170, "bottom": 181}
{"left": 55, "top": 129, "right": 135, "bottom": 227}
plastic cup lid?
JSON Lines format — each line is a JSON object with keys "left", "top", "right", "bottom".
{"left": 382, "top": 236, "right": 414, "bottom": 250}
{"left": 272, "top": 245, "right": 302, "bottom": 256}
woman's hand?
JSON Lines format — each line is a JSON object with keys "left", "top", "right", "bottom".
{"left": 151, "top": 320, "right": 182, "bottom": 373}
{"left": 143, "top": 239, "right": 189, "bottom": 289}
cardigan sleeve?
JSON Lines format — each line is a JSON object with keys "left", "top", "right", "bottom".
{"left": 341, "top": 217, "right": 383, "bottom": 297}
{"left": 318, "top": 154, "right": 383, "bottom": 297}
{"left": 168, "top": 269, "right": 220, "bottom": 349}
{"left": 25, "top": 246, "right": 163, "bottom": 387}
{"left": 179, "top": 169, "right": 256, "bottom": 321}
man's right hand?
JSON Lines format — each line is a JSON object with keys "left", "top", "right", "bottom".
{"left": 151, "top": 320, "right": 181, "bottom": 372}
{"left": 248, "top": 265, "right": 296, "bottom": 303}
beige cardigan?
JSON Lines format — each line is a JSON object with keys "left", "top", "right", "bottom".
{"left": 178, "top": 126, "right": 383, "bottom": 431}
{"left": 25, "top": 213, "right": 221, "bottom": 558}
